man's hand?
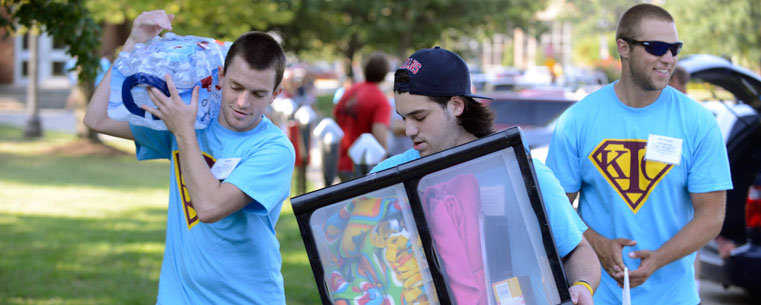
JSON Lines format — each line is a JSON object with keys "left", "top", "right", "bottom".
{"left": 569, "top": 284, "right": 593, "bottom": 305}
{"left": 587, "top": 231, "right": 636, "bottom": 285}
{"left": 125, "top": 10, "right": 174, "bottom": 51}
{"left": 143, "top": 74, "right": 199, "bottom": 137}
{"left": 627, "top": 249, "right": 661, "bottom": 288}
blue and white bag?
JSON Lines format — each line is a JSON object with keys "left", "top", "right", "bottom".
{"left": 108, "top": 33, "right": 232, "bottom": 130}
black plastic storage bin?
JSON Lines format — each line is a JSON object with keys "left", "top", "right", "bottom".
{"left": 291, "top": 127, "right": 573, "bottom": 305}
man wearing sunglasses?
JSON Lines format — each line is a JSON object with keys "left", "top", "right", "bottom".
{"left": 546, "top": 3, "right": 731, "bottom": 305}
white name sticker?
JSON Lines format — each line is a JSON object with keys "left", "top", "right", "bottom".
{"left": 210, "top": 157, "right": 241, "bottom": 180}
{"left": 645, "top": 134, "right": 682, "bottom": 165}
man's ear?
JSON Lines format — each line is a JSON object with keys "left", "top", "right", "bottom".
{"left": 617, "top": 38, "right": 631, "bottom": 60}
{"left": 218, "top": 66, "right": 225, "bottom": 82}
{"left": 271, "top": 85, "right": 283, "bottom": 102}
{"left": 448, "top": 96, "right": 466, "bottom": 117}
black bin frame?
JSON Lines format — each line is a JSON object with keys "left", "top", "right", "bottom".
{"left": 291, "top": 126, "right": 573, "bottom": 305}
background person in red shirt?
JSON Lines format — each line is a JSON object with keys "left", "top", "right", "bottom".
{"left": 334, "top": 52, "right": 391, "bottom": 181}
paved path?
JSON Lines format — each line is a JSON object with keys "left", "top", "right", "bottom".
{"left": 700, "top": 279, "right": 756, "bottom": 305}
{"left": 0, "top": 109, "right": 77, "bottom": 133}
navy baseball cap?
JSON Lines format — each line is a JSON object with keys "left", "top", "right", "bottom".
{"left": 394, "top": 46, "right": 494, "bottom": 100}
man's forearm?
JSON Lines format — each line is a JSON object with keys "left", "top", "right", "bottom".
{"left": 651, "top": 191, "right": 725, "bottom": 270}
{"left": 174, "top": 131, "right": 230, "bottom": 222}
{"left": 563, "top": 236, "right": 601, "bottom": 290}
{"left": 582, "top": 227, "right": 607, "bottom": 255}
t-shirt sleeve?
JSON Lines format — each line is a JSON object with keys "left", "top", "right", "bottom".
{"left": 546, "top": 109, "right": 582, "bottom": 193}
{"left": 224, "top": 141, "right": 295, "bottom": 214}
{"left": 130, "top": 124, "right": 174, "bottom": 160}
{"left": 533, "top": 159, "right": 586, "bottom": 258}
{"left": 370, "top": 149, "right": 418, "bottom": 173}
{"left": 687, "top": 112, "right": 733, "bottom": 193}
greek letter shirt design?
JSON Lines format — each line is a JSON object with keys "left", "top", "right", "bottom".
{"left": 173, "top": 150, "right": 216, "bottom": 229}
{"left": 589, "top": 139, "right": 673, "bottom": 214}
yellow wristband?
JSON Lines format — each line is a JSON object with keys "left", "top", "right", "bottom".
{"left": 572, "top": 280, "right": 594, "bottom": 296}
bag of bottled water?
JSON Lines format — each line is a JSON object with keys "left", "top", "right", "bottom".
{"left": 108, "top": 33, "right": 232, "bottom": 130}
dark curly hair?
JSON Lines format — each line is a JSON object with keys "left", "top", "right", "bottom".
{"left": 394, "top": 69, "right": 495, "bottom": 138}
{"left": 428, "top": 96, "right": 495, "bottom": 138}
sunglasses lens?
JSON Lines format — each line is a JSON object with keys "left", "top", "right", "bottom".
{"left": 644, "top": 42, "right": 669, "bottom": 56}
{"left": 671, "top": 42, "right": 683, "bottom": 56}
{"left": 644, "top": 41, "right": 682, "bottom": 56}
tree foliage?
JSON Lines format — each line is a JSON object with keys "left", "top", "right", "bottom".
{"left": 1, "top": 0, "right": 101, "bottom": 83}
{"left": 562, "top": 0, "right": 761, "bottom": 72}
{"left": 282, "top": 0, "right": 547, "bottom": 58}
{"left": 666, "top": 0, "right": 761, "bottom": 70}
{"left": 85, "top": 0, "right": 294, "bottom": 43}
{"left": 272, "top": 0, "right": 547, "bottom": 79}
{"left": 3, "top": 0, "right": 555, "bottom": 81}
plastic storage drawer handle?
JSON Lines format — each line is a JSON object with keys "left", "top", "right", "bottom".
{"left": 121, "top": 72, "right": 171, "bottom": 120}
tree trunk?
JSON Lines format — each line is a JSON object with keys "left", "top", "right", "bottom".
{"left": 398, "top": 31, "right": 412, "bottom": 60}
{"left": 69, "top": 21, "right": 127, "bottom": 143}
{"left": 74, "top": 80, "right": 100, "bottom": 142}
{"left": 343, "top": 33, "right": 360, "bottom": 83}
{"left": 24, "top": 25, "right": 41, "bottom": 138}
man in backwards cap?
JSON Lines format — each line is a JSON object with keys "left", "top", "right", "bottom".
{"left": 371, "top": 46, "right": 600, "bottom": 305}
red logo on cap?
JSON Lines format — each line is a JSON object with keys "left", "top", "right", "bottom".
{"left": 400, "top": 58, "right": 422, "bottom": 74}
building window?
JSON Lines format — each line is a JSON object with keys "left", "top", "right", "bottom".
{"left": 21, "top": 61, "right": 28, "bottom": 76}
{"left": 52, "top": 61, "right": 66, "bottom": 76}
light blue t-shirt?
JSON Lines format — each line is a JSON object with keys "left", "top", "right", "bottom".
{"left": 131, "top": 116, "right": 295, "bottom": 305}
{"left": 372, "top": 148, "right": 587, "bottom": 258}
{"left": 546, "top": 83, "right": 733, "bottom": 305}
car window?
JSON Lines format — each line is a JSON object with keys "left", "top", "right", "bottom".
{"left": 489, "top": 99, "right": 574, "bottom": 127}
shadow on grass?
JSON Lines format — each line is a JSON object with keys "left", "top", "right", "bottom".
{"left": 0, "top": 207, "right": 167, "bottom": 305}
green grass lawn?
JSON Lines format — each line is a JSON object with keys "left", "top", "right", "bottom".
{"left": 0, "top": 124, "right": 320, "bottom": 304}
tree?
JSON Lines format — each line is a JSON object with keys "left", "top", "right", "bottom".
{"left": 85, "top": 0, "right": 294, "bottom": 43}
{"left": 274, "top": 0, "right": 548, "bottom": 80}
{"left": 666, "top": 0, "right": 761, "bottom": 71}
{"left": 563, "top": 0, "right": 761, "bottom": 73}
{"left": 1, "top": 0, "right": 101, "bottom": 140}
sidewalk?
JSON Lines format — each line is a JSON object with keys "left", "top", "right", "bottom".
{"left": 0, "top": 109, "right": 77, "bottom": 134}
{"left": 0, "top": 84, "right": 76, "bottom": 133}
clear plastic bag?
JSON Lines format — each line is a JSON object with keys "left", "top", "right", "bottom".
{"left": 108, "top": 33, "right": 232, "bottom": 130}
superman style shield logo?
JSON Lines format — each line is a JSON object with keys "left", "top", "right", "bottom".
{"left": 173, "top": 151, "right": 216, "bottom": 229}
{"left": 589, "top": 139, "right": 673, "bottom": 214}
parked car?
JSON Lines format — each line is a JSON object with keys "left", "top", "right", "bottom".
{"left": 680, "top": 54, "right": 761, "bottom": 294}
{"left": 485, "top": 67, "right": 524, "bottom": 92}
{"left": 484, "top": 90, "right": 576, "bottom": 150}
{"left": 469, "top": 64, "right": 488, "bottom": 92}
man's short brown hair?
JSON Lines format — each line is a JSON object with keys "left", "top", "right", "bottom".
{"left": 616, "top": 3, "right": 675, "bottom": 40}
{"left": 363, "top": 52, "right": 389, "bottom": 83}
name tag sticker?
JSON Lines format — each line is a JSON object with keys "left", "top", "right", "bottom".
{"left": 210, "top": 157, "right": 241, "bottom": 180}
{"left": 645, "top": 134, "right": 682, "bottom": 165}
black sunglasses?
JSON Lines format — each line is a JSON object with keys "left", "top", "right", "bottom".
{"left": 621, "top": 38, "right": 683, "bottom": 57}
